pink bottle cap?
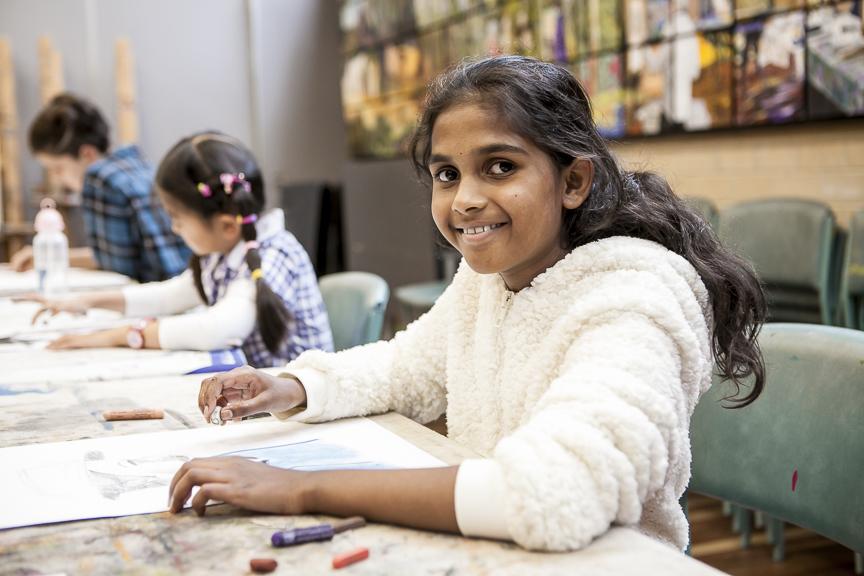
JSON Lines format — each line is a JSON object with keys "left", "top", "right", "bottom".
{"left": 34, "top": 198, "right": 65, "bottom": 233}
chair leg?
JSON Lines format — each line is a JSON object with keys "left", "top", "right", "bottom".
{"left": 754, "top": 510, "right": 764, "bottom": 529}
{"left": 733, "top": 507, "right": 753, "bottom": 549}
{"left": 766, "top": 516, "right": 785, "bottom": 562}
{"left": 854, "top": 552, "right": 862, "bottom": 575}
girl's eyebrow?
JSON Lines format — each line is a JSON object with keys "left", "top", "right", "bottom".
{"left": 430, "top": 143, "right": 528, "bottom": 165}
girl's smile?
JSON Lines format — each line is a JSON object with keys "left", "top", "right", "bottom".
{"left": 453, "top": 222, "right": 508, "bottom": 244}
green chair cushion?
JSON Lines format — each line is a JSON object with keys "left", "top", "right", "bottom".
{"left": 690, "top": 323, "right": 864, "bottom": 554}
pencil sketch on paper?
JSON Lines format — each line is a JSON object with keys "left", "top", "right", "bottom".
{"left": 83, "top": 451, "right": 190, "bottom": 500}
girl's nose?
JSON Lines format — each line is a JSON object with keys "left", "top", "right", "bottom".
{"left": 451, "top": 178, "right": 487, "bottom": 214}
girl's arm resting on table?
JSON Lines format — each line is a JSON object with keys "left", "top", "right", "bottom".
{"left": 46, "top": 319, "right": 161, "bottom": 349}
{"left": 168, "top": 459, "right": 460, "bottom": 534}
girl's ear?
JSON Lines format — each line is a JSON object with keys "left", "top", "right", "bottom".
{"left": 561, "top": 158, "right": 593, "bottom": 211}
{"left": 214, "top": 213, "right": 243, "bottom": 239}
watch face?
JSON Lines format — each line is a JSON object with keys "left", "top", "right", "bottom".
{"left": 126, "top": 329, "right": 144, "bottom": 349}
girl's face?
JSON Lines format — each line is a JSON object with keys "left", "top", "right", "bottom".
{"left": 158, "top": 190, "right": 241, "bottom": 256}
{"left": 429, "top": 103, "right": 592, "bottom": 291}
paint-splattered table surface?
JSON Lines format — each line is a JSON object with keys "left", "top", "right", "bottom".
{"left": 0, "top": 395, "right": 727, "bottom": 576}
{"left": 0, "top": 302, "right": 726, "bottom": 575}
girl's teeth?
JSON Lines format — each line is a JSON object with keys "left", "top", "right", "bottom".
{"left": 464, "top": 224, "right": 501, "bottom": 235}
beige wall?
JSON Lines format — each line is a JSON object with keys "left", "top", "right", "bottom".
{"left": 611, "top": 120, "right": 864, "bottom": 227}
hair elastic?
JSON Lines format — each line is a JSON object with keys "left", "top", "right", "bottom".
{"left": 236, "top": 214, "right": 258, "bottom": 225}
{"left": 197, "top": 183, "right": 212, "bottom": 198}
{"left": 220, "top": 172, "right": 252, "bottom": 195}
{"left": 244, "top": 240, "right": 260, "bottom": 251}
{"left": 250, "top": 268, "right": 263, "bottom": 281}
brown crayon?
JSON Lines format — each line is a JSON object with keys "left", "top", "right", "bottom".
{"left": 102, "top": 409, "right": 164, "bottom": 421}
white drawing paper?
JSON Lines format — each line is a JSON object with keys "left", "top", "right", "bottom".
{"left": 0, "top": 418, "right": 445, "bottom": 530}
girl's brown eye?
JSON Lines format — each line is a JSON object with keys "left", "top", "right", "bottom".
{"left": 489, "top": 161, "right": 514, "bottom": 175}
{"left": 434, "top": 168, "right": 459, "bottom": 183}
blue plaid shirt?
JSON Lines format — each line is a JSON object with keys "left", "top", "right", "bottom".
{"left": 82, "top": 146, "right": 190, "bottom": 282}
{"left": 200, "top": 209, "right": 334, "bottom": 367}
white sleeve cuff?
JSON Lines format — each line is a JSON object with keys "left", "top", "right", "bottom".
{"left": 455, "top": 458, "right": 512, "bottom": 541}
{"left": 273, "top": 367, "right": 331, "bottom": 422}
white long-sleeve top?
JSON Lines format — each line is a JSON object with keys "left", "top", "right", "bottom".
{"left": 122, "top": 209, "right": 333, "bottom": 366}
{"left": 280, "top": 236, "right": 713, "bottom": 551}
{"left": 123, "top": 266, "right": 255, "bottom": 351}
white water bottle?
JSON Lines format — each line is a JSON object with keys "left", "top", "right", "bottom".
{"left": 32, "top": 198, "right": 69, "bottom": 296}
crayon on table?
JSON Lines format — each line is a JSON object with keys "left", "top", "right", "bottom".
{"left": 249, "top": 558, "right": 277, "bottom": 573}
{"left": 102, "top": 409, "right": 164, "bottom": 421}
{"left": 271, "top": 524, "right": 334, "bottom": 547}
{"left": 332, "top": 547, "right": 369, "bottom": 569}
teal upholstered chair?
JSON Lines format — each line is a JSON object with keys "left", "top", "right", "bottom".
{"left": 394, "top": 280, "right": 449, "bottom": 327}
{"left": 318, "top": 272, "right": 389, "bottom": 351}
{"left": 690, "top": 323, "right": 864, "bottom": 564}
{"left": 841, "top": 210, "right": 864, "bottom": 330}
{"left": 718, "top": 199, "right": 838, "bottom": 325}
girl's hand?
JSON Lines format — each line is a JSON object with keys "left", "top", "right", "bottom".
{"left": 10, "top": 245, "right": 34, "bottom": 272}
{"left": 47, "top": 326, "right": 126, "bottom": 349}
{"left": 13, "top": 293, "right": 91, "bottom": 325}
{"left": 198, "top": 367, "right": 307, "bottom": 424}
{"left": 168, "top": 457, "right": 311, "bottom": 516}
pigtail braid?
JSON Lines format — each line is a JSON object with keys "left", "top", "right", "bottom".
{"left": 190, "top": 254, "right": 207, "bottom": 303}
{"left": 230, "top": 181, "right": 291, "bottom": 354}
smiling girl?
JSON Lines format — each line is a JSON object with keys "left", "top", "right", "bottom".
{"left": 169, "top": 57, "right": 766, "bottom": 552}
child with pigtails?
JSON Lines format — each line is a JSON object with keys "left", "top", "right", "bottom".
{"left": 28, "top": 132, "right": 333, "bottom": 368}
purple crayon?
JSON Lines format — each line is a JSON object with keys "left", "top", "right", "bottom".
{"left": 271, "top": 524, "right": 334, "bottom": 547}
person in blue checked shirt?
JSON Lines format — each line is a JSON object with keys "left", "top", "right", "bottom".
{"left": 10, "top": 93, "right": 190, "bottom": 282}
{"left": 25, "top": 131, "right": 334, "bottom": 368}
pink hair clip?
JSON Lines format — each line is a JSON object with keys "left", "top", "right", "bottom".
{"left": 219, "top": 172, "right": 252, "bottom": 195}
{"left": 197, "top": 183, "right": 212, "bottom": 197}
{"left": 237, "top": 213, "right": 258, "bottom": 225}
{"left": 220, "top": 173, "right": 235, "bottom": 194}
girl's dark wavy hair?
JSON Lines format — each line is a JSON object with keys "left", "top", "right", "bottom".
{"left": 409, "top": 56, "right": 766, "bottom": 407}
{"left": 155, "top": 132, "right": 290, "bottom": 355}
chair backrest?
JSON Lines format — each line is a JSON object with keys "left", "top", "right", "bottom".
{"left": 683, "top": 196, "right": 719, "bottom": 230}
{"left": 718, "top": 199, "right": 837, "bottom": 324}
{"left": 690, "top": 323, "right": 864, "bottom": 554}
{"left": 318, "top": 272, "right": 389, "bottom": 351}
{"left": 842, "top": 210, "right": 864, "bottom": 330}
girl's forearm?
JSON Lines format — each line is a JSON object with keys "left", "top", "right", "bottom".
{"left": 80, "top": 290, "right": 126, "bottom": 313}
{"left": 303, "top": 466, "right": 460, "bottom": 534}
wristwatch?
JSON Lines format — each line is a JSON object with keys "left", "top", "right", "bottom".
{"left": 126, "top": 320, "right": 149, "bottom": 349}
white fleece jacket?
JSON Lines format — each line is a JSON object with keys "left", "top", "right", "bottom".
{"left": 280, "top": 236, "right": 713, "bottom": 552}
